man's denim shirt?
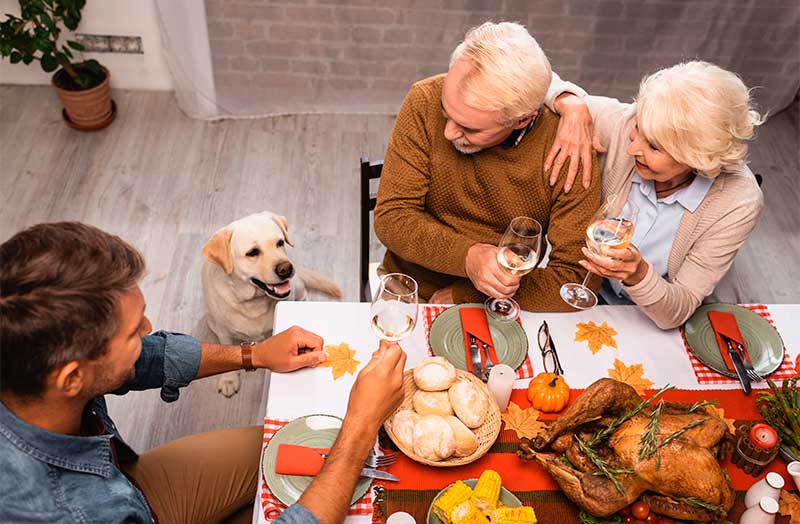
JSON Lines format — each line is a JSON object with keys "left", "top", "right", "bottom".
{"left": 0, "top": 332, "right": 320, "bottom": 524}
{"left": 0, "top": 331, "right": 200, "bottom": 524}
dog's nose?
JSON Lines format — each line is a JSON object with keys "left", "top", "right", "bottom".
{"left": 275, "top": 261, "right": 294, "bottom": 279}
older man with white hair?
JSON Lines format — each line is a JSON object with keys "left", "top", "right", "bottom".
{"left": 374, "top": 21, "right": 601, "bottom": 310}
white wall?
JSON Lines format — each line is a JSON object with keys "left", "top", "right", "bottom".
{"left": 0, "top": 0, "right": 173, "bottom": 90}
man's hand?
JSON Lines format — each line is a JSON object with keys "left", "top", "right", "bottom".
{"left": 465, "top": 243, "right": 520, "bottom": 299}
{"left": 345, "top": 340, "right": 406, "bottom": 435}
{"left": 429, "top": 287, "right": 454, "bottom": 304}
{"left": 252, "top": 325, "right": 326, "bottom": 372}
{"left": 545, "top": 93, "right": 606, "bottom": 192}
{"left": 579, "top": 246, "right": 648, "bottom": 286}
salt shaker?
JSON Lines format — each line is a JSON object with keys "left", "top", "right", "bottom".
{"left": 788, "top": 461, "right": 800, "bottom": 490}
{"left": 739, "top": 496, "right": 779, "bottom": 524}
{"left": 744, "top": 472, "right": 784, "bottom": 508}
{"left": 487, "top": 364, "right": 515, "bottom": 411}
{"left": 386, "top": 512, "right": 416, "bottom": 524}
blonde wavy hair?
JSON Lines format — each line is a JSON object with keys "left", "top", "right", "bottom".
{"left": 636, "top": 61, "right": 764, "bottom": 178}
{"left": 450, "top": 21, "right": 552, "bottom": 125}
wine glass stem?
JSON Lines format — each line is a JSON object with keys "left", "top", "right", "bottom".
{"left": 580, "top": 270, "right": 593, "bottom": 288}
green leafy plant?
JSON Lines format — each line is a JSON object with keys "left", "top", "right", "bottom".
{"left": 0, "top": 0, "right": 102, "bottom": 89}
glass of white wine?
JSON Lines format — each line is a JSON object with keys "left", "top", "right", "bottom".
{"left": 485, "top": 217, "right": 542, "bottom": 322}
{"left": 560, "top": 196, "right": 639, "bottom": 310}
{"left": 370, "top": 273, "right": 419, "bottom": 343}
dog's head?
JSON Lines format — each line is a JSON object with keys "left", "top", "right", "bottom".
{"left": 201, "top": 211, "right": 296, "bottom": 300}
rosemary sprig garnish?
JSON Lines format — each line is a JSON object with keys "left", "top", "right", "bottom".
{"left": 684, "top": 496, "right": 724, "bottom": 514}
{"left": 589, "top": 384, "right": 674, "bottom": 448}
{"left": 639, "top": 400, "right": 664, "bottom": 468}
{"left": 575, "top": 435, "right": 632, "bottom": 495}
{"left": 659, "top": 418, "right": 706, "bottom": 448}
{"left": 686, "top": 399, "right": 718, "bottom": 413}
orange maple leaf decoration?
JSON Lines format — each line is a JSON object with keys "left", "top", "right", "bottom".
{"left": 320, "top": 342, "right": 360, "bottom": 380}
{"left": 501, "top": 401, "right": 546, "bottom": 440}
{"left": 779, "top": 489, "right": 800, "bottom": 524}
{"left": 575, "top": 321, "right": 618, "bottom": 354}
{"left": 705, "top": 405, "right": 736, "bottom": 435}
{"left": 607, "top": 358, "right": 654, "bottom": 395}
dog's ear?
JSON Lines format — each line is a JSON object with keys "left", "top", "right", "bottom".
{"left": 201, "top": 228, "right": 234, "bottom": 274}
{"left": 271, "top": 214, "right": 294, "bottom": 247}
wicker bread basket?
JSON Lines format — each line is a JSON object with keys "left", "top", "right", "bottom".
{"left": 383, "top": 369, "right": 502, "bottom": 467}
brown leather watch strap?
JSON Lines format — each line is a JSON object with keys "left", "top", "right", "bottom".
{"left": 240, "top": 341, "right": 257, "bottom": 371}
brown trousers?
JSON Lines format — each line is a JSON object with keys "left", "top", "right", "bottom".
{"left": 124, "top": 426, "right": 262, "bottom": 524}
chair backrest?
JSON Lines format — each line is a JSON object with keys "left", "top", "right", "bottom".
{"left": 360, "top": 156, "right": 383, "bottom": 302}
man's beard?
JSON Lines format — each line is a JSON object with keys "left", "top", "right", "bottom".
{"left": 87, "top": 365, "right": 136, "bottom": 398}
{"left": 451, "top": 139, "right": 483, "bottom": 155}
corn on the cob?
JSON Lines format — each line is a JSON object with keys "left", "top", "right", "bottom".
{"left": 432, "top": 481, "right": 473, "bottom": 523}
{"left": 451, "top": 500, "right": 489, "bottom": 524}
{"left": 470, "top": 470, "right": 501, "bottom": 511}
{"left": 490, "top": 506, "right": 537, "bottom": 524}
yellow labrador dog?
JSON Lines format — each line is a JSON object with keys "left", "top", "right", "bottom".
{"left": 201, "top": 211, "right": 342, "bottom": 396}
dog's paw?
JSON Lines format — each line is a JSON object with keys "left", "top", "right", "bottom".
{"left": 217, "top": 373, "right": 241, "bottom": 398}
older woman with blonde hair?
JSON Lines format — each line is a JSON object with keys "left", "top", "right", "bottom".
{"left": 547, "top": 61, "right": 764, "bottom": 328}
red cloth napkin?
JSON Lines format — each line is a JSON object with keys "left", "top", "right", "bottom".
{"left": 707, "top": 311, "right": 747, "bottom": 372}
{"left": 459, "top": 307, "right": 499, "bottom": 372}
{"left": 274, "top": 444, "right": 330, "bottom": 476}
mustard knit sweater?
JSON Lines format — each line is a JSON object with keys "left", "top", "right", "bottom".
{"left": 374, "top": 74, "right": 602, "bottom": 311}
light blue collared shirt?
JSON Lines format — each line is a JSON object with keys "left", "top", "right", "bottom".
{"left": 601, "top": 171, "right": 713, "bottom": 304}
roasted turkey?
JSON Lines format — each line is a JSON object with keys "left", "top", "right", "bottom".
{"left": 518, "top": 378, "right": 735, "bottom": 521}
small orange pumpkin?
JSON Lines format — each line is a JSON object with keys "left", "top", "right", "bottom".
{"left": 527, "top": 372, "right": 570, "bottom": 413}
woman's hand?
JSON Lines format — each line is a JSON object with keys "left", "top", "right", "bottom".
{"left": 579, "top": 246, "right": 648, "bottom": 286}
{"left": 545, "top": 93, "right": 606, "bottom": 192}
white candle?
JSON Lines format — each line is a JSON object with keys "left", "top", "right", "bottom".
{"left": 487, "top": 364, "right": 515, "bottom": 412}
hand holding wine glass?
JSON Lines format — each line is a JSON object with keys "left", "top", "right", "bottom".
{"left": 370, "top": 273, "right": 419, "bottom": 343}
{"left": 485, "top": 217, "right": 542, "bottom": 322}
{"left": 560, "top": 195, "right": 639, "bottom": 309}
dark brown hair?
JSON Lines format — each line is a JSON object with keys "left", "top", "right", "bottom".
{"left": 0, "top": 222, "right": 145, "bottom": 396}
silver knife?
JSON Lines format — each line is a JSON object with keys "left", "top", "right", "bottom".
{"left": 726, "top": 337, "right": 751, "bottom": 394}
{"left": 468, "top": 334, "right": 483, "bottom": 379}
{"left": 360, "top": 467, "right": 399, "bottom": 482}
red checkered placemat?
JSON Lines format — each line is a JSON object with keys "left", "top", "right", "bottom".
{"left": 259, "top": 418, "right": 372, "bottom": 522}
{"left": 682, "top": 304, "right": 795, "bottom": 385}
{"left": 422, "top": 305, "right": 535, "bottom": 379}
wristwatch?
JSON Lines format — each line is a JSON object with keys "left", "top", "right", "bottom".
{"left": 240, "top": 341, "right": 257, "bottom": 372}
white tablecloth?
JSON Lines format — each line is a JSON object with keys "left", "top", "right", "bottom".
{"left": 253, "top": 302, "right": 800, "bottom": 524}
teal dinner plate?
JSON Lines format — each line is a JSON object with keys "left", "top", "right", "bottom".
{"left": 684, "top": 303, "right": 785, "bottom": 378}
{"left": 429, "top": 304, "right": 528, "bottom": 372}
{"left": 261, "top": 414, "right": 372, "bottom": 507}
{"left": 426, "top": 478, "right": 521, "bottom": 523}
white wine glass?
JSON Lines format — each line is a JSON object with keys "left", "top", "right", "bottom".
{"left": 560, "top": 195, "right": 639, "bottom": 310}
{"left": 485, "top": 217, "right": 542, "bottom": 322}
{"left": 370, "top": 273, "right": 419, "bottom": 343}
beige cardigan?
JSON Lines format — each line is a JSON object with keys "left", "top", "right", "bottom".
{"left": 546, "top": 78, "right": 764, "bottom": 329}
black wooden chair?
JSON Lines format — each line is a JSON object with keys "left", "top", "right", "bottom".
{"left": 360, "top": 156, "right": 383, "bottom": 302}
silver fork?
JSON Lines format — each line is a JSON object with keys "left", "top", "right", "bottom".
{"left": 481, "top": 342, "right": 494, "bottom": 382}
{"left": 734, "top": 342, "right": 762, "bottom": 382}
{"left": 320, "top": 451, "right": 397, "bottom": 468}
{"left": 366, "top": 451, "right": 397, "bottom": 468}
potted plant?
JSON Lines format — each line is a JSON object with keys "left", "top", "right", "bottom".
{"left": 0, "top": 0, "right": 115, "bottom": 130}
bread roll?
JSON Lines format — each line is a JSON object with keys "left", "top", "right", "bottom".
{"left": 412, "top": 390, "right": 453, "bottom": 416}
{"left": 448, "top": 379, "right": 487, "bottom": 428}
{"left": 444, "top": 416, "right": 479, "bottom": 457}
{"left": 413, "top": 356, "right": 457, "bottom": 391}
{"left": 413, "top": 415, "right": 456, "bottom": 461}
{"left": 391, "top": 409, "right": 419, "bottom": 450}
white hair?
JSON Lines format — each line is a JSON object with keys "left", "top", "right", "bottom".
{"left": 636, "top": 61, "right": 764, "bottom": 178}
{"left": 450, "top": 21, "right": 552, "bottom": 125}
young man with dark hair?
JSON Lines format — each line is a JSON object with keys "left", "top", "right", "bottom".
{"left": 0, "top": 222, "right": 405, "bottom": 524}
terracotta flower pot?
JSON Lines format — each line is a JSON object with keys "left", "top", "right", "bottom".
{"left": 52, "top": 65, "right": 115, "bottom": 131}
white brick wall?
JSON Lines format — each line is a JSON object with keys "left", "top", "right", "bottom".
{"left": 205, "top": 0, "right": 800, "bottom": 116}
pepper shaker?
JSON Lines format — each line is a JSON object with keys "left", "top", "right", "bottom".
{"left": 739, "top": 496, "right": 779, "bottom": 524}
{"left": 744, "top": 472, "right": 784, "bottom": 508}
